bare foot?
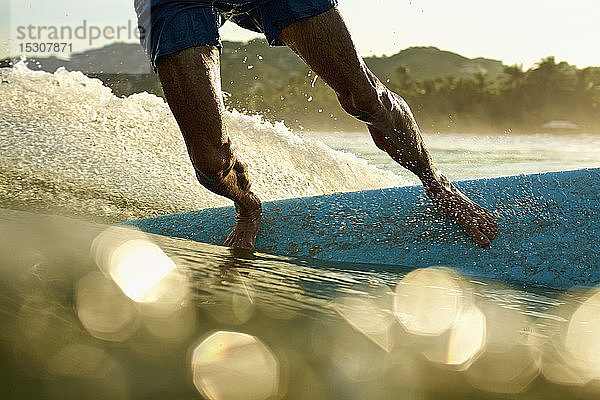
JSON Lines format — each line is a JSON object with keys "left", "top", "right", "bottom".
{"left": 424, "top": 173, "right": 498, "bottom": 247}
{"left": 224, "top": 192, "right": 262, "bottom": 250}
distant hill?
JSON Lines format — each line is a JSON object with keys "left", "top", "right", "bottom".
{"left": 67, "top": 42, "right": 152, "bottom": 74}
{"left": 0, "top": 40, "right": 505, "bottom": 82}
{"left": 220, "top": 39, "right": 306, "bottom": 91}
{"left": 0, "top": 43, "right": 152, "bottom": 74}
{"left": 364, "top": 46, "right": 504, "bottom": 81}
{"left": 3, "top": 41, "right": 598, "bottom": 133}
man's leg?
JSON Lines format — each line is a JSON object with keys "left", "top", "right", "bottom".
{"left": 156, "top": 46, "right": 262, "bottom": 250}
{"left": 279, "top": 8, "right": 498, "bottom": 247}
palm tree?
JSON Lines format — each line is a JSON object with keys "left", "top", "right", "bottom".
{"left": 500, "top": 64, "right": 525, "bottom": 90}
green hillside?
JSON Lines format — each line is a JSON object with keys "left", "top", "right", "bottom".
{"left": 220, "top": 41, "right": 505, "bottom": 86}
{"left": 365, "top": 46, "right": 504, "bottom": 81}
{"left": 220, "top": 39, "right": 305, "bottom": 92}
{"left": 0, "top": 39, "right": 505, "bottom": 91}
{"left": 3, "top": 41, "right": 598, "bottom": 133}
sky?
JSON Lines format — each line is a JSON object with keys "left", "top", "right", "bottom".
{"left": 2, "top": 0, "right": 600, "bottom": 68}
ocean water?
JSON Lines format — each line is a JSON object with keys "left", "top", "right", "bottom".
{"left": 1, "top": 62, "right": 600, "bottom": 399}
{"left": 307, "top": 131, "right": 600, "bottom": 185}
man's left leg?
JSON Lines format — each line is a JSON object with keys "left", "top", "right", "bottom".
{"left": 279, "top": 7, "right": 498, "bottom": 247}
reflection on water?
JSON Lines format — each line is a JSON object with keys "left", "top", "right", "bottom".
{"left": 91, "top": 228, "right": 187, "bottom": 306}
{"left": 394, "top": 268, "right": 466, "bottom": 336}
{"left": 332, "top": 290, "right": 395, "bottom": 352}
{"left": 1, "top": 210, "right": 600, "bottom": 399}
{"left": 191, "top": 331, "right": 279, "bottom": 400}
{"left": 76, "top": 271, "right": 140, "bottom": 342}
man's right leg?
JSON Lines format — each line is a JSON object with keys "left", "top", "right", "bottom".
{"left": 156, "top": 46, "right": 262, "bottom": 250}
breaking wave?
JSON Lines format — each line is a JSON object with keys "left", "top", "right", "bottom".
{"left": 0, "top": 61, "right": 404, "bottom": 222}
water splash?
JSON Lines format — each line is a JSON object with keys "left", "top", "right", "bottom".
{"left": 0, "top": 61, "right": 404, "bottom": 222}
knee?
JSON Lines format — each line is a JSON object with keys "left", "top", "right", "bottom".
{"left": 191, "top": 139, "right": 233, "bottom": 174}
{"left": 192, "top": 141, "right": 251, "bottom": 193}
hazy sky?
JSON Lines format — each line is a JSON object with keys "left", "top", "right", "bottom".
{"left": 3, "top": 0, "right": 600, "bottom": 68}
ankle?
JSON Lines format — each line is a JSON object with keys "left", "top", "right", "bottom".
{"left": 235, "top": 192, "right": 262, "bottom": 217}
{"left": 418, "top": 167, "right": 446, "bottom": 192}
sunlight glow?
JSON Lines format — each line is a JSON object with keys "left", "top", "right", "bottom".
{"left": 565, "top": 289, "right": 600, "bottom": 377}
{"left": 393, "top": 268, "right": 464, "bottom": 336}
{"left": 191, "top": 331, "right": 279, "bottom": 400}
{"left": 423, "top": 304, "right": 486, "bottom": 368}
{"left": 333, "top": 295, "right": 395, "bottom": 352}
{"left": 76, "top": 271, "right": 139, "bottom": 342}
{"left": 90, "top": 227, "right": 187, "bottom": 308}
{"left": 107, "top": 239, "right": 176, "bottom": 303}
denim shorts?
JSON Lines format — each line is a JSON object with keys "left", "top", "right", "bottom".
{"left": 135, "top": 0, "right": 338, "bottom": 69}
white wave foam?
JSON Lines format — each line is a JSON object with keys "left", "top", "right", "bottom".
{"left": 0, "top": 61, "right": 405, "bottom": 221}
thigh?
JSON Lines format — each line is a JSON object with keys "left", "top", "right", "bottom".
{"left": 157, "top": 46, "right": 231, "bottom": 167}
{"left": 278, "top": 7, "right": 375, "bottom": 98}
{"left": 253, "top": 0, "right": 337, "bottom": 46}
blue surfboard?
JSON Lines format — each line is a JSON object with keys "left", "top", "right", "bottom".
{"left": 123, "top": 168, "right": 600, "bottom": 290}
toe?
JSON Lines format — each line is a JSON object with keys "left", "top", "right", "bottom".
{"left": 485, "top": 215, "right": 499, "bottom": 235}
{"left": 474, "top": 231, "right": 491, "bottom": 247}
{"left": 463, "top": 222, "right": 491, "bottom": 247}
{"left": 475, "top": 206, "right": 498, "bottom": 237}
{"left": 224, "top": 232, "right": 240, "bottom": 248}
{"left": 224, "top": 232, "right": 236, "bottom": 246}
{"left": 224, "top": 232, "right": 255, "bottom": 251}
{"left": 480, "top": 221, "right": 497, "bottom": 240}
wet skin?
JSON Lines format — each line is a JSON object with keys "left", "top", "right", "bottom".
{"left": 157, "top": 47, "right": 263, "bottom": 250}
{"left": 156, "top": 7, "right": 498, "bottom": 250}
{"left": 223, "top": 191, "right": 262, "bottom": 250}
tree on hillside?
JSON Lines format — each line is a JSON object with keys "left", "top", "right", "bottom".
{"left": 501, "top": 64, "right": 526, "bottom": 89}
